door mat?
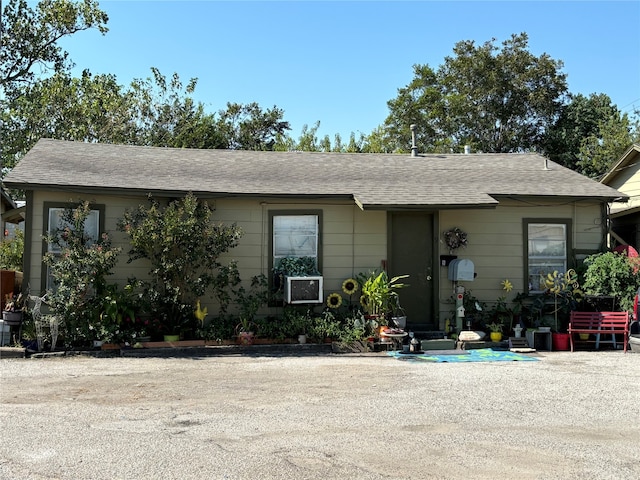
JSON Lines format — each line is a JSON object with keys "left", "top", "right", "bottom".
{"left": 387, "top": 348, "right": 539, "bottom": 363}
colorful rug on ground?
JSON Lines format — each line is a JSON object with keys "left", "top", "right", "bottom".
{"left": 387, "top": 348, "right": 539, "bottom": 363}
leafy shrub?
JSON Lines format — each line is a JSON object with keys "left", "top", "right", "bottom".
{"left": 582, "top": 251, "right": 640, "bottom": 312}
{"left": 43, "top": 201, "right": 120, "bottom": 346}
{"left": 118, "top": 193, "right": 243, "bottom": 333}
{"left": 0, "top": 229, "right": 24, "bottom": 270}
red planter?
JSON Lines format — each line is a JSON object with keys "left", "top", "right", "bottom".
{"left": 552, "top": 333, "right": 570, "bottom": 351}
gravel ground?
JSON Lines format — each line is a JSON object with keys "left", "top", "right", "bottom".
{"left": 1, "top": 349, "right": 639, "bottom": 480}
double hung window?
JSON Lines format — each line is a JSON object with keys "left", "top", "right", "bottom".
{"left": 272, "top": 213, "right": 320, "bottom": 271}
{"left": 526, "top": 220, "right": 571, "bottom": 293}
{"left": 43, "top": 203, "right": 103, "bottom": 291}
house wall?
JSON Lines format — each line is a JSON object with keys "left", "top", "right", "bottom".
{"left": 26, "top": 191, "right": 607, "bottom": 327}
{"left": 26, "top": 191, "right": 388, "bottom": 316}
{"left": 605, "top": 157, "right": 640, "bottom": 212}
{"left": 436, "top": 198, "right": 606, "bottom": 328}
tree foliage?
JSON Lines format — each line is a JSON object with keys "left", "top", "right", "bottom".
{"left": 214, "top": 101, "right": 290, "bottom": 150}
{"left": 381, "top": 33, "right": 568, "bottom": 153}
{"left": 128, "top": 67, "right": 221, "bottom": 149}
{"left": 273, "top": 121, "right": 367, "bottom": 153}
{"left": 0, "top": 0, "right": 108, "bottom": 91}
{"left": 543, "top": 93, "right": 633, "bottom": 178}
{"left": 42, "top": 200, "right": 121, "bottom": 346}
{"left": 1, "top": 66, "right": 294, "bottom": 169}
{"left": 117, "top": 193, "right": 243, "bottom": 332}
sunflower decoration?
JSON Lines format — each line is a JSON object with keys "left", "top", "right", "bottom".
{"left": 327, "top": 293, "right": 343, "bottom": 309}
{"left": 342, "top": 278, "right": 359, "bottom": 296}
{"left": 501, "top": 279, "right": 513, "bottom": 293}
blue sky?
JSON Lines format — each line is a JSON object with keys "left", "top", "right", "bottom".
{"left": 54, "top": 0, "right": 640, "bottom": 142}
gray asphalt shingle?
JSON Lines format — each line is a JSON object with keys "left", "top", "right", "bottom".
{"left": 3, "top": 138, "right": 627, "bottom": 208}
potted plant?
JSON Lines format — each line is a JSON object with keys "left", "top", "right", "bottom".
{"left": 2, "top": 291, "right": 28, "bottom": 325}
{"left": 235, "top": 316, "right": 257, "bottom": 345}
{"left": 308, "top": 310, "right": 342, "bottom": 343}
{"left": 357, "top": 270, "right": 408, "bottom": 323}
{"left": 488, "top": 322, "right": 503, "bottom": 342}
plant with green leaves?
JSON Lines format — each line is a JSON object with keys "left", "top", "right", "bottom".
{"left": 43, "top": 200, "right": 120, "bottom": 346}
{"left": 487, "top": 322, "right": 503, "bottom": 333}
{"left": 118, "top": 193, "right": 243, "bottom": 335}
{"left": 582, "top": 251, "right": 640, "bottom": 313}
{"left": 357, "top": 270, "right": 408, "bottom": 319}
{"left": 273, "top": 256, "right": 320, "bottom": 277}
{"left": 307, "top": 310, "right": 342, "bottom": 342}
{"left": 0, "top": 229, "right": 24, "bottom": 270}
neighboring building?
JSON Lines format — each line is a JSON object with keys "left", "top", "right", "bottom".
{"left": 3, "top": 138, "right": 627, "bottom": 331}
{"left": 1, "top": 187, "right": 24, "bottom": 239}
{"left": 600, "top": 143, "right": 640, "bottom": 247}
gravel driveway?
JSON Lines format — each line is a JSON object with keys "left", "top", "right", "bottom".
{"left": 1, "top": 349, "right": 639, "bottom": 479}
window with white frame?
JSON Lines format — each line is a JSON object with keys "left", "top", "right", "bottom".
{"left": 526, "top": 221, "right": 570, "bottom": 293}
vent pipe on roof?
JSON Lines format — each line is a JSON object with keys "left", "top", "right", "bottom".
{"left": 410, "top": 124, "right": 417, "bottom": 157}
{"left": 543, "top": 157, "right": 550, "bottom": 170}
{"left": 464, "top": 145, "right": 471, "bottom": 154}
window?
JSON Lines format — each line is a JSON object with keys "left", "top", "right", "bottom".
{"left": 47, "top": 208, "right": 100, "bottom": 253}
{"left": 272, "top": 213, "right": 321, "bottom": 271}
{"left": 525, "top": 220, "right": 571, "bottom": 293}
{"left": 42, "top": 203, "right": 104, "bottom": 291}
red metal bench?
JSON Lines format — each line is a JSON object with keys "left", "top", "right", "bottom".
{"left": 568, "top": 311, "right": 630, "bottom": 352}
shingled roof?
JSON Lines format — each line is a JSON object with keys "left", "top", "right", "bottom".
{"left": 3, "top": 138, "right": 627, "bottom": 209}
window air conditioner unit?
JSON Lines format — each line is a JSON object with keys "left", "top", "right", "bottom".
{"left": 284, "top": 276, "right": 323, "bottom": 304}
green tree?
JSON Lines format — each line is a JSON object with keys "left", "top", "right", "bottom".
{"left": 0, "top": 0, "right": 108, "bottom": 91}
{"left": 3, "top": 71, "right": 135, "bottom": 153}
{"left": 214, "top": 101, "right": 290, "bottom": 150}
{"left": 117, "top": 193, "right": 243, "bottom": 334}
{"left": 577, "top": 114, "right": 634, "bottom": 178}
{"left": 381, "top": 33, "right": 568, "bottom": 153}
{"left": 543, "top": 93, "right": 632, "bottom": 177}
{"left": 582, "top": 251, "right": 640, "bottom": 313}
{"left": 0, "top": 228, "right": 23, "bottom": 270}
{"left": 43, "top": 200, "right": 121, "bottom": 346}
{"left": 128, "top": 67, "right": 222, "bottom": 149}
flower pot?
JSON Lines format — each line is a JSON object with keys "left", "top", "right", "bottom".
{"left": 297, "top": 334, "right": 307, "bottom": 344}
{"left": 163, "top": 334, "right": 180, "bottom": 342}
{"left": 489, "top": 332, "right": 502, "bottom": 342}
{"left": 552, "top": 332, "right": 570, "bottom": 351}
{"left": 237, "top": 331, "right": 254, "bottom": 345}
{"left": 513, "top": 326, "right": 523, "bottom": 338}
{"left": 579, "top": 333, "right": 589, "bottom": 341}
{"left": 1, "top": 311, "right": 23, "bottom": 326}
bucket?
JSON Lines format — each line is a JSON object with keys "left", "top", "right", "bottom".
{"left": 552, "top": 332, "right": 570, "bottom": 351}
{"left": 391, "top": 316, "right": 406, "bottom": 329}
{"left": 0, "top": 320, "right": 10, "bottom": 346}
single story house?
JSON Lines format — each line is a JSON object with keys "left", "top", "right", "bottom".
{"left": 2, "top": 138, "right": 628, "bottom": 331}
{"left": 600, "top": 143, "right": 640, "bottom": 248}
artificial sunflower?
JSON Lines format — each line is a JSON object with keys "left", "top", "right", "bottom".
{"left": 501, "top": 279, "right": 513, "bottom": 292}
{"left": 342, "top": 278, "right": 359, "bottom": 296}
{"left": 327, "top": 293, "right": 343, "bottom": 309}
